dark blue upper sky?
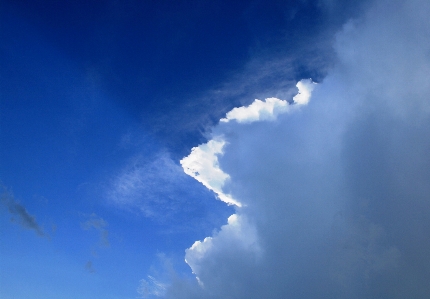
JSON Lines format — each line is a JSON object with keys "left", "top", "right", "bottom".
{"left": 2, "top": 0, "right": 364, "bottom": 155}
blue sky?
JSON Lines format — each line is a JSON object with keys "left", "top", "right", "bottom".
{"left": 2, "top": 0, "right": 430, "bottom": 298}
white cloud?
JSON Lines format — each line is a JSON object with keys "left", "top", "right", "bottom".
{"left": 185, "top": 213, "right": 261, "bottom": 284}
{"left": 180, "top": 139, "right": 240, "bottom": 206}
{"left": 220, "top": 97, "right": 289, "bottom": 123}
{"left": 164, "top": 0, "right": 430, "bottom": 298}
{"left": 292, "top": 79, "right": 316, "bottom": 105}
{"left": 219, "top": 79, "right": 316, "bottom": 124}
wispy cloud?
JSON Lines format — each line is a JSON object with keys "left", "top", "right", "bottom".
{"left": 137, "top": 275, "right": 167, "bottom": 298}
{"left": 1, "top": 185, "right": 46, "bottom": 237}
{"left": 107, "top": 152, "right": 189, "bottom": 217}
{"left": 105, "top": 150, "right": 228, "bottom": 229}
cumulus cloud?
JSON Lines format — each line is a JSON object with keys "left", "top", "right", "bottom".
{"left": 220, "top": 97, "right": 289, "bottom": 123}
{"left": 162, "top": 0, "right": 430, "bottom": 298}
{"left": 292, "top": 79, "right": 316, "bottom": 105}
{"left": 1, "top": 185, "right": 46, "bottom": 237}
{"left": 184, "top": 213, "right": 261, "bottom": 289}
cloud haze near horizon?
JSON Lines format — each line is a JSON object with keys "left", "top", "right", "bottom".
{"left": 155, "top": 0, "right": 430, "bottom": 298}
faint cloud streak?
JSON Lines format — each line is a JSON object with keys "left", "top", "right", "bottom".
{"left": 1, "top": 185, "right": 46, "bottom": 237}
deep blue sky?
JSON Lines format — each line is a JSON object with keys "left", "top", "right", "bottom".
{"left": 8, "top": 1, "right": 429, "bottom": 299}
{"left": 1, "top": 0, "right": 362, "bottom": 155}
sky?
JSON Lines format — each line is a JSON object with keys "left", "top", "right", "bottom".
{"left": 1, "top": 0, "right": 430, "bottom": 298}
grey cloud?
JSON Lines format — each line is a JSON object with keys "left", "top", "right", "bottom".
{"left": 81, "top": 213, "right": 110, "bottom": 247}
{"left": 85, "top": 260, "right": 96, "bottom": 273}
{"left": 163, "top": 0, "right": 430, "bottom": 298}
{"left": 1, "top": 186, "right": 45, "bottom": 237}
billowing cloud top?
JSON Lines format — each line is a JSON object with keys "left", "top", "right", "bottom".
{"left": 180, "top": 139, "right": 240, "bottom": 206}
{"left": 166, "top": 0, "right": 430, "bottom": 298}
{"left": 220, "top": 79, "right": 316, "bottom": 123}
{"left": 180, "top": 79, "right": 316, "bottom": 208}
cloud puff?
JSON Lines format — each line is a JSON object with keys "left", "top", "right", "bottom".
{"left": 163, "top": 0, "right": 430, "bottom": 298}
{"left": 81, "top": 213, "right": 109, "bottom": 247}
{"left": 1, "top": 185, "right": 46, "bottom": 237}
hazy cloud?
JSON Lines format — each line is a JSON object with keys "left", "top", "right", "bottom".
{"left": 85, "top": 260, "right": 95, "bottom": 273}
{"left": 1, "top": 185, "right": 46, "bottom": 237}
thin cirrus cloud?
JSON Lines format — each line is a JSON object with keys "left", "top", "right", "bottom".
{"left": 160, "top": 0, "right": 430, "bottom": 298}
{"left": 105, "top": 150, "right": 227, "bottom": 228}
{"left": 137, "top": 275, "right": 167, "bottom": 299}
{"left": 106, "top": 152, "right": 190, "bottom": 218}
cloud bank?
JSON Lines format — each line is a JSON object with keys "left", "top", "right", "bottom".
{"left": 164, "top": 0, "right": 430, "bottom": 298}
